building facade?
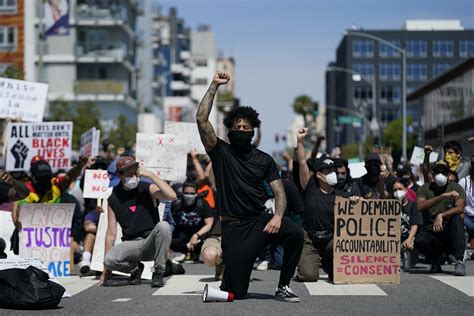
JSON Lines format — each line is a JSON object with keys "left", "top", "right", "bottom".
{"left": 23, "top": 0, "right": 141, "bottom": 132}
{"left": 0, "top": 0, "right": 24, "bottom": 75}
{"left": 325, "top": 20, "right": 474, "bottom": 151}
{"left": 407, "top": 57, "right": 474, "bottom": 157}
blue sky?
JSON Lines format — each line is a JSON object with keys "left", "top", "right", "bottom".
{"left": 157, "top": 0, "right": 474, "bottom": 153}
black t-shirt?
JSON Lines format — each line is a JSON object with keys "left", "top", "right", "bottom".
{"left": 0, "top": 182, "right": 10, "bottom": 203}
{"left": 400, "top": 200, "right": 423, "bottom": 239}
{"left": 354, "top": 175, "right": 385, "bottom": 199}
{"left": 303, "top": 178, "right": 347, "bottom": 231}
{"left": 173, "top": 198, "right": 214, "bottom": 235}
{"left": 208, "top": 138, "right": 280, "bottom": 219}
{"left": 108, "top": 182, "right": 159, "bottom": 241}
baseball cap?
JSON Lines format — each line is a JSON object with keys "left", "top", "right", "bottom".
{"left": 432, "top": 159, "right": 450, "bottom": 173}
{"left": 312, "top": 156, "right": 338, "bottom": 172}
{"left": 30, "top": 160, "right": 52, "bottom": 177}
{"left": 365, "top": 153, "right": 382, "bottom": 163}
{"left": 116, "top": 156, "right": 139, "bottom": 172}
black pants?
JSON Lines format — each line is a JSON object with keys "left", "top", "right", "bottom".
{"left": 414, "top": 214, "right": 465, "bottom": 263}
{"left": 171, "top": 228, "right": 202, "bottom": 255}
{"left": 314, "top": 239, "right": 334, "bottom": 280}
{"left": 220, "top": 213, "right": 304, "bottom": 299}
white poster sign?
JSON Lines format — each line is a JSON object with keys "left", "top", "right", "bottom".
{"left": 164, "top": 121, "right": 206, "bottom": 154}
{"left": 6, "top": 122, "right": 73, "bottom": 172}
{"left": 410, "top": 146, "right": 439, "bottom": 166}
{"left": 82, "top": 169, "right": 111, "bottom": 199}
{"left": 135, "top": 133, "right": 188, "bottom": 182}
{"left": 19, "top": 204, "right": 75, "bottom": 278}
{"left": 348, "top": 162, "right": 367, "bottom": 179}
{"left": 0, "top": 77, "right": 48, "bottom": 122}
{"left": 80, "top": 128, "right": 101, "bottom": 157}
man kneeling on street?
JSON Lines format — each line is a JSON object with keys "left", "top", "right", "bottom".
{"left": 99, "top": 156, "right": 177, "bottom": 287}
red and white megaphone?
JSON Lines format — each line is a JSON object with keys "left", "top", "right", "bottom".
{"left": 202, "top": 284, "right": 234, "bottom": 302}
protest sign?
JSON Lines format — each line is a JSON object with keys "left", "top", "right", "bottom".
{"left": 0, "top": 210, "right": 16, "bottom": 259}
{"left": 348, "top": 162, "right": 367, "bottom": 179}
{"left": 19, "top": 204, "right": 75, "bottom": 278}
{"left": 164, "top": 121, "right": 206, "bottom": 154}
{"left": 79, "top": 128, "right": 101, "bottom": 157}
{"left": 0, "top": 77, "right": 48, "bottom": 122}
{"left": 410, "top": 146, "right": 439, "bottom": 165}
{"left": 90, "top": 199, "right": 159, "bottom": 280}
{"left": 135, "top": 133, "right": 188, "bottom": 182}
{"left": 6, "top": 121, "right": 73, "bottom": 172}
{"left": 82, "top": 169, "right": 111, "bottom": 199}
{"left": 333, "top": 197, "right": 401, "bottom": 284}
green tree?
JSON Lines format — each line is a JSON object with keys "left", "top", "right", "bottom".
{"left": 292, "top": 95, "right": 313, "bottom": 115}
{"left": 49, "top": 100, "right": 102, "bottom": 150}
{"left": 1, "top": 64, "right": 24, "bottom": 80}
{"left": 108, "top": 114, "right": 137, "bottom": 149}
{"left": 383, "top": 116, "right": 415, "bottom": 153}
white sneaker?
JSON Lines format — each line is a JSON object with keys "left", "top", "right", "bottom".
{"left": 172, "top": 252, "right": 185, "bottom": 262}
{"left": 256, "top": 260, "right": 269, "bottom": 271}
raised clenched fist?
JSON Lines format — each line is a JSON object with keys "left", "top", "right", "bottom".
{"left": 212, "top": 72, "right": 230, "bottom": 86}
{"left": 296, "top": 128, "right": 308, "bottom": 142}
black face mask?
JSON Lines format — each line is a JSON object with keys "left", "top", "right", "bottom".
{"left": 335, "top": 174, "right": 347, "bottom": 189}
{"left": 32, "top": 176, "right": 52, "bottom": 195}
{"left": 367, "top": 164, "right": 381, "bottom": 177}
{"left": 227, "top": 130, "right": 254, "bottom": 155}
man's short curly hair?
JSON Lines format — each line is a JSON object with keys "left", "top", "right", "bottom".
{"left": 223, "top": 106, "right": 261, "bottom": 129}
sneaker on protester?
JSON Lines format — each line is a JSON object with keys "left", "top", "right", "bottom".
{"left": 275, "top": 285, "right": 300, "bottom": 303}
{"left": 172, "top": 252, "right": 185, "bottom": 263}
{"left": 79, "top": 260, "right": 91, "bottom": 275}
{"left": 454, "top": 261, "right": 466, "bottom": 276}
{"left": 256, "top": 260, "right": 269, "bottom": 271}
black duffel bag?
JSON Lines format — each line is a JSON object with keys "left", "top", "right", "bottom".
{"left": 0, "top": 265, "right": 65, "bottom": 310}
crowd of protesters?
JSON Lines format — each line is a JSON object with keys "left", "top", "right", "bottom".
{"left": 0, "top": 72, "right": 472, "bottom": 303}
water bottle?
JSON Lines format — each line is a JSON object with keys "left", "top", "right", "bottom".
{"left": 402, "top": 248, "right": 411, "bottom": 272}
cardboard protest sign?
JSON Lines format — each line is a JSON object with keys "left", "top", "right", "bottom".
{"left": 90, "top": 199, "right": 161, "bottom": 280}
{"left": 19, "top": 204, "right": 75, "bottom": 277}
{"left": 6, "top": 122, "right": 73, "bottom": 172}
{"left": 135, "top": 133, "right": 188, "bottom": 182}
{"left": 164, "top": 121, "right": 206, "bottom": 154}
{"left": 82, "top": 169, "right": 110, "bottom": 199}
{"left": 0, "top": 210, "right": 16, "bottom": 259}
{"left": 0, "top": 77, "right": 48, "bottom": 122}
{"left": 79, "top": 127, "right": 101, "bottom": 157}
{"left": 410, "top": 146, "right": 439, "bottom": 165}
{"left": 333, "top": 197, "right": 401, "bottom": 284}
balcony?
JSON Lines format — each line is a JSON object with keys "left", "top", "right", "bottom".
{"left": 74, "top": 80, "right": 128, "bottom": 95}
{"left": 76, "top": 42, "right": 128, "bottom": 59}
{"left": 170, "top": 81, "right": 190, "bottom": 91}
{"left": 75, "top": 5, "right": 128, "bottom": 23}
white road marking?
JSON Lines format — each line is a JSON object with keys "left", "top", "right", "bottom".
{"left": 304, "top": 278, "right": 387, "bottom": 296}
{"left": 152, "top": 275, "right": 221, "bottom": 296}
{"left": 113, "top": 298, "right": 133, "bottom": 302}
{"left": 430, "top": 276, "right": 474, "bottom": 297}
{"left": 59, "top": 276, "right": 98, "bottom": 296}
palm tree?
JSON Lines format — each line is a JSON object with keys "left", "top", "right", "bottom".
{"left": 293, "top": 95, "right": 313, "bottom": 115}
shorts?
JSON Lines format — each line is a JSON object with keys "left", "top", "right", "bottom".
{"left": 84, "top": 211, "right": 99, "bottom": 225}
{"left": 200, "top": 236, "right": 222, "bottom": 256}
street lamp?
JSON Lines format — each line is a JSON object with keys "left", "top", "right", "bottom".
{"left": 345, "top": 30, "right": 407, "bottom": 159}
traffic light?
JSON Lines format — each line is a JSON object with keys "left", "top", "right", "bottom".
{"left": 312, "top": 102, "right": 319, "bottom": 117}
{"left": 275, "top": 133, "right": 279, "bottom": 143}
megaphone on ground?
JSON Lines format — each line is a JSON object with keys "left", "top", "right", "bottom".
{"left": 202, "top": 284, "right": 234, "bottom": 302}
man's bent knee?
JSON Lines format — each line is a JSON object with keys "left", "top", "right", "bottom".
{"left": 202, "top": 247, "right": 220, "bottom": 266}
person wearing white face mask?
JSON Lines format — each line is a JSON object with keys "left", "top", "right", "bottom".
{"left": 391, "top": 179, "right": 423, "bottom": 272}
{"left": 295, "top": 128, "right": 353, "bottom": 282}
{"left": 415, "top": 160, "right": 467, "bottom": 276}
{"left": 100, "top": 156, "right": 177, "bottom": 288}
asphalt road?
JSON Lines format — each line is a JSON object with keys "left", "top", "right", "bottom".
{"left": 2, "top": 259, "right": 473, "bottom": 315}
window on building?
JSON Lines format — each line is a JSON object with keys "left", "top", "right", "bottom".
{"left": 195, "top": 59, "right": 207, "bottom": 67}
{"left": 0, "top": 0, "right": 16, "bottom": 13}
{"left": 460, "top": 40, "right": 474, "bottom": 57}
{"left": 379, "top": 40, "right": 401, "bottom": 58}
{"left": 432, "top": 63, "right": 452, "bottom": 77}
{"left": 407, "top": 63, "right": 427, "bottom": 81}
{"left": 0, "top": 26, "right": 16, "bottom": 51}
{"left": 406, "top": 40, "right": 427, "bottom": 58}
{"left": 352, "top": 63, "right": 374, "bottom": 79}
{"left": 379, "top": 63, "right": 400, "bottom": 81}
{"left": 380, "top": 86, "right": 401, "bottom": 104}
{"left": 381, "top": 108, "right": 400, "bottom": 124}
{"left": 433, "top": 40, "right": 454, "bottom": 58}
{"left": 352, "top": 40, "right": 374, "bottom": 58}
{"left": 195, "top": 78, "right": 207, "bottom": 85}
{"left": 353, "top": 86, "right": 373, "bottom": 101}
{"left": 0, "top": 63, "right": 10, "bottom": 73}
